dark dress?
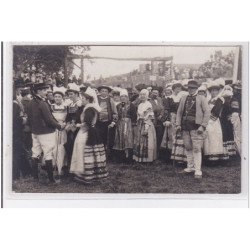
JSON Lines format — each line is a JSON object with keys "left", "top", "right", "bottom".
{"left": 64, "top": 101, "right": 83, "bottom": 165}
{"left": 70, "top": 106, "right": 108, "bottom": 182}
{"left": 113, "top": 102, "right": 137, "bottom": 161}
{"left": 150, "top": 97, "right": 165, "bottom": 152}
{"left": 219, "top": 98, "right": 238, "bottom": 156}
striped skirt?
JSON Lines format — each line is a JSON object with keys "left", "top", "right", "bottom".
{"left": 170, "top": 127, "right": 187, "bottom": 162}
{"left": 70, "top": 129, "right": 108, "bottom": 182}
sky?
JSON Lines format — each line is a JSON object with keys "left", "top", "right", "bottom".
{"left": 72, "top": 45, "right": 237, "bottom": 81}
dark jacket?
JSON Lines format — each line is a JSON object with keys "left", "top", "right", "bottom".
{"left": 116, "top": 102, "right": 137, "bottom": 125}
{"left": 149, "top": 97, "right": 164, "bottom": 123}
{"left": 27, "top": 95, "right": 61, "bottom": 135}
{"left": 21, "top": 97, "right": 30, "bottom": 115}
{"left": 13, "top": 101, "right": 24, "bottom": 142}
{"left": 97, "top": 96, "right": 118, "bottom": 123}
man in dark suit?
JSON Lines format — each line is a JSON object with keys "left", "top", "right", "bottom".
{"left": 27, "top": 83, "right": 65, "bottom": 183}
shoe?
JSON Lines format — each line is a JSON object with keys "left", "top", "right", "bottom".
{"left": 45, "top": 160, "right": 56, "bottom": 183}
{"left": 194, "top": 171, "right": 202, "bottom": 179}
{"left": 194, "top": 174, "right": 202, "bottom": 179}
{"left": 74, "top": 176, "right": 92, "bottom": 185}
{"left": 183, "top": 167, "right": 195, "bottom": 173}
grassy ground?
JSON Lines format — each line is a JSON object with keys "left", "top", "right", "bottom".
{"left": 12, "top": 158, "right": 241, "bottom": 194}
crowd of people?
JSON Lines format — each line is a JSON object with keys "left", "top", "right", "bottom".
{"left": 173, "top": 50, "right": 235, "bottom": 80}
{"left": 13, "top": 75, "right": 242, "bottom": 185}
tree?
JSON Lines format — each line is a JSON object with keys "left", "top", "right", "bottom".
{"left": 13, "top": 45, "right": 91, "bottom": 85}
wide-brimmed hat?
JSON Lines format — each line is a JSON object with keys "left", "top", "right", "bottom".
{"left": 207, "top": 81, "right": 221, "bottom": 91}
{"left": 53, "top": 86, "right": 66, "bottom": 96}
{"left": 172, "top": 82, "right": 182, "bottom": 90}
{"left": 66, "top": 83, "right": 80, "bottom": 94}
{"left": 187, "top": 80, "right": 199, "bottom": 89}
{"left": 214, "top": 78, "right": 225, "bottom": 88}
{"left": 97, "top": 85, "right": 112, "bottom": 92}
{"left": 32, "top": 82, "right": 50, "bottom": 91}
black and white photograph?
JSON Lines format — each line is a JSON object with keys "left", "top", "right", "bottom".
{"left": 2, "top": 42, "right": 247, "bottom": 199}
{"left": 1, "top": 2, "right": 250, "bottom": 250}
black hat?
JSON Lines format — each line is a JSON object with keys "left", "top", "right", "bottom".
{"left": 187, "top": 80, "right": 199, "bottom": 89}
{"left": 151, "top": 86, "right": 159, "bottom": 91}
{"left": 32, "top": 82, "right": 50, "bottom": 91}
{"left": 20, "top": 87, "right": 31, "bottom": 96}
{"left": 97, "top": 85, "right": 112, "bottom": 92}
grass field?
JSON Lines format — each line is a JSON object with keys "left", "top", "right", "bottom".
{"left": 12, "top": 158, "right": 241, "bottom": 194}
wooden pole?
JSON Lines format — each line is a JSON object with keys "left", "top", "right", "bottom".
{"left": 81, "top": 58, "right": 84, "bottom": 84}
{"left": 64, "top": 55, "right": 68, "bottom": 87}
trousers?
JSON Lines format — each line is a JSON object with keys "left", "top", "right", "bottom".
{"left": 32, "top": 133, "right": 56, "bottom": 161}
{"left": 182, "top": 130, "right": 204, "bottom": 175}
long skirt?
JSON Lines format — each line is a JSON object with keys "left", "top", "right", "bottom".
{"left": 53, "top": 130, "right": 67, "bottom": 174}
{"left": 113, "top": 118, "right": 133, "bottom": 157}
{"left": 204, "top": 119, "right": 227, "bottom": 161}
{"left": 160, "top": 125, "right": 173, "bottom": 150}
{"left": 133, "top": 119, "right": 157, "bottom": 162}
{"left": 64, "top": 129, "right": 79, "bottom": 165}
{"left": 220, "top": 117, "right": 237, "bottom": 157}
{"left": 70, "top": 129, "right": 108, "bottom": 182}
{"left": 171, "top": 127, "right": 187, "bottom": 162}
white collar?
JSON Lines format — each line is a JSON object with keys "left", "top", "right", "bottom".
{"left": 99, "top": 96, "right": 109, "bottom": 100}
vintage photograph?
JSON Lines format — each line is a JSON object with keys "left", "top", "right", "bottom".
{"left": 9, "top": 43, "right": 244, "bottom": 194}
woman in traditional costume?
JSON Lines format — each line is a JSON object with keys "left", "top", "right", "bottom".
{"left": 113, "top": 89, "right": 137, "bottom": 162}
{"left": 169, "top": 82, "right": 188, "bottom": 163}
{"left": 70, "top": 87, "right": 108, "bottom": 184}
{"left": 64, "top": 83, "right": 83, "bottom": 168}
{"left": 204, "top": 82, "right": 226, "bottom": 162}
{"left": 160, "top": 86, "right": 174, "bottom": 162}
{"left": 133, "top": 89, "right": 157, "bottom": 163}
{"left": 219, "top": 86, "right": 238, "bottom": 158}
{"left": 51, "top": 87, "right": 68, "bottom": 176}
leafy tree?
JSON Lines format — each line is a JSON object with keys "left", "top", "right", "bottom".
{"left": 13, "top": 45, "right": 91, "bottom": 85}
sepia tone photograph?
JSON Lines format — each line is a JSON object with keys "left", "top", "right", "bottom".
{"left": 6, "top": 43, "right": 245, "bottom": 195}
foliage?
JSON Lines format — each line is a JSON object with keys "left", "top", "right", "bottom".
{"left": 13, "top": 45, "right": 91, "bottom": 82}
